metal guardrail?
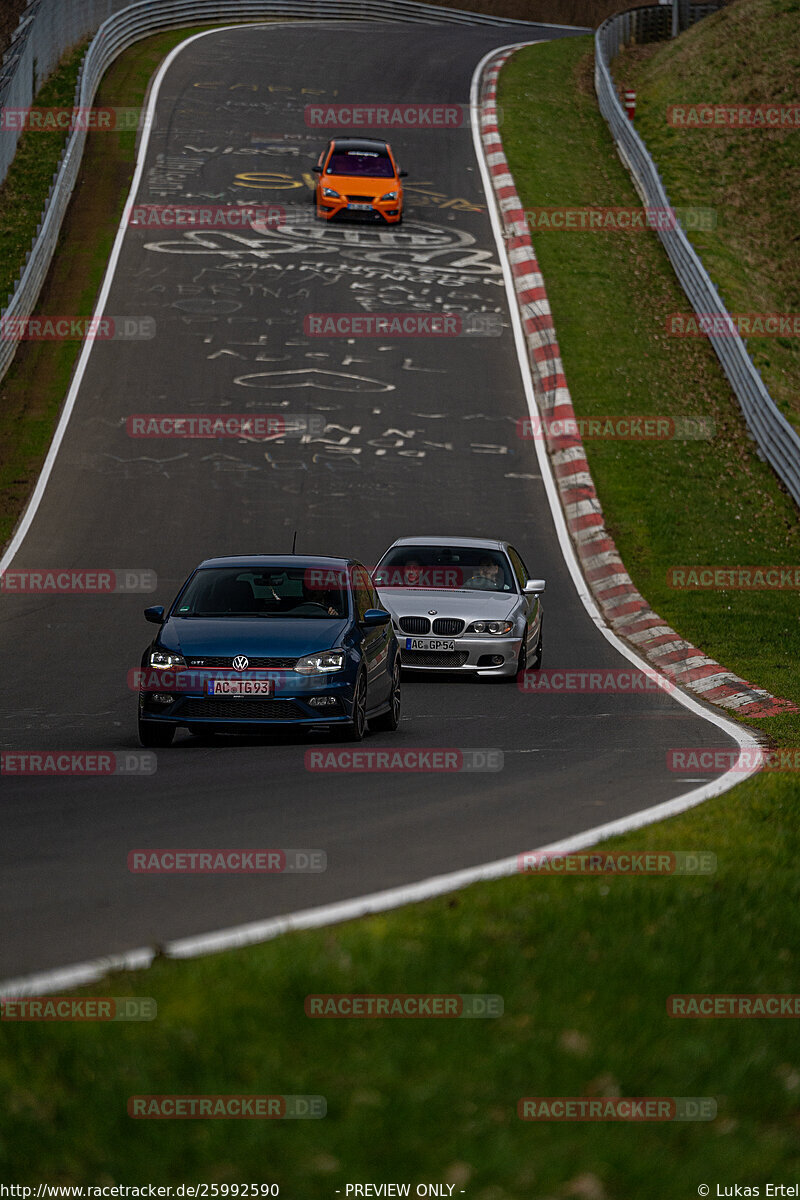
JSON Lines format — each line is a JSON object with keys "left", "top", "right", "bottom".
{"left": 595, "top": 4, "right": 800, "bottom": 508}
{"left": 0, "top": 0, "right": 558, "bottom": 183}
{"left": 0, "top": 0, "right": 577, "bottom": 385}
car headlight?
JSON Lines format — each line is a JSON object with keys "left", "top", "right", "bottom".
{"left": 466, "top": 620, "right": 515, "bottom": 636}
{"left": 380, "top": 191, "right": 398, "bottom": 201}
{"left": 322, "top": 187, "right": 341, "bottom": 199}
{"left": 149, "top": 649, "right": 187, "bottom": 669}
{"left": 295, "top": 650, "right": 345, "bottom": 675}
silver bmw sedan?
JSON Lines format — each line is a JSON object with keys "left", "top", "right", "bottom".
{"left": 373, "top": 536, "right": 545, "bottom": 679}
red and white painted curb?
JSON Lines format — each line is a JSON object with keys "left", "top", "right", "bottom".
{"left": 479, "top": 48, "right": 795, "bottom": 721}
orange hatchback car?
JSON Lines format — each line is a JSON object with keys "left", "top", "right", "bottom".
{"left": 313, "top": 137, "right": 407, "bottom": 224}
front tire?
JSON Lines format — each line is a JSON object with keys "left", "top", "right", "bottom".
{"left": 503, "top": 633, "right": 528, "bottom": 683}
{"left": 530, "top": 617, "right": 543, "bottom": 669}
{"left": 369, "top": 659, "right": 401, "bottom": 732}
{"left": 342, "top": 672, "right": 367, "bottom": 742}
{"left": 138, "top": 718, "right": 175, "bottom": 748}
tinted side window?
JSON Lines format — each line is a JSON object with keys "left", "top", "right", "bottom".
{"left": 352, "top": 567, "right": 372, "bottom": 621}
{"left": 365, "top": 578, "right": 381, "bottom": 610}
{"left": 507, "top": 547, "right": 528, "bottom": 591}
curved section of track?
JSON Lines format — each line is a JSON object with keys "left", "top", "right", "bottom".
{"left": 0, "top": 22, "right": 743, "bottom": 981}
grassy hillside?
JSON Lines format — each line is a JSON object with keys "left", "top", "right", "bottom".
{"left": 499, "top": 34, "right": 800, "bottom": 740}
{"left": 615, "top": 0, "right": 800, "bottom": 428}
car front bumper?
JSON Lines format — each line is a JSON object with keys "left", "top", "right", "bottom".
{"left": 138, "top": 669, "right": 357, "bottom": 729}
{"left": 316, "top": 197, "right": 401, "bottom": 223}
{"left": 397, "top": 633, "right": 522, "bottom": 677}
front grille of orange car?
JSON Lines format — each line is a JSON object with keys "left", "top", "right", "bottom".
{"left": 346, "top": 194, "right": 374, "bottom": 203}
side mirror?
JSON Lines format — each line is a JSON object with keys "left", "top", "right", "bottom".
{"left": 312, "top": 165, "right": 322, "bottom": 174}
{"left": 398, "top": 169, "right": 408, "bottom": 178}
{"left": 144, "top": 604, "right": 165, "bottom": 624}
{"left": 362, "top": 608, "right": 392, "bottom": 627}
{"left": 524, "top": 580, "right": 546, "bottom": 595}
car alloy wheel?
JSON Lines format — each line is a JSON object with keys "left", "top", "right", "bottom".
{"left": 344, "top": 672, "right": 367, "bottom": 742}
{"left": 500, "top": 633, "right": 527, "bottom": 684}
{"left": 531, "top": 617, "right": 544, "bottom": 669}
{"left": 369, "top": 658, "right": 401, "bottom": 732}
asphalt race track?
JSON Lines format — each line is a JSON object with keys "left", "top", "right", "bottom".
{"left": 0, "top": 22, "right": 739, "bottom": 981}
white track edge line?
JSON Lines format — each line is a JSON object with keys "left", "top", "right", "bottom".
{"left": 0, "top": 777, "right": 754, "bottom": 998}
{"left": 0, "top": 24, "right": 263, "bottom": 574}
{"left": 0, "top": 33, "right": 763, "bottom": 999}
{"left": 469, "top": 44, "right": 763, "bottom": 752}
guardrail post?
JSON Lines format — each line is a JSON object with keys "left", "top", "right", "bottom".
{"left": 595, "top": 2, "right": 800, "bottom": 509}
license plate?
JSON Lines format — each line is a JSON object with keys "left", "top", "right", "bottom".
{"left": 405, "top": 637, "right": 455, "bottom": 652}
{"left": 347, "top": 202, "right": 372, "bottom": 210}
{"left": 206, "top": 679, "right": 274, "bottom": 696}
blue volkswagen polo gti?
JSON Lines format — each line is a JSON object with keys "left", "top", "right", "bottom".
{"left": 137, "top": 555, "right": 401, "bottom": 746}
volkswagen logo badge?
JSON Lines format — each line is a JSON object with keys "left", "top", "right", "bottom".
{"left": 232, "top": 655, "right": 249, "bottom": 671}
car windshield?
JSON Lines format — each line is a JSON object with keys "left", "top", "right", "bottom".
{"left": 373, "top": 548, "right": 515, "bottom": 593}
{"left": 326, "top": 150, "right": 394, "bottom": 178}
{"left": 172, "top": 567, "right": 348, "bottom": 618}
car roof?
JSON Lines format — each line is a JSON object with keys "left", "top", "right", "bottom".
{"left": 196, "top": 555, "right": 357, "bottom": 570}
{"left": 385, "top": 536, "right": 509, "bottom": 551}
{"left": 329, "top": 137, "right": 391, "bottom": 153}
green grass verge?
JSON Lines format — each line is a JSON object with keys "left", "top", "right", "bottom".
{"left": 498, "top": 33, "right": 800, "bottom": 748}
{"left": 2, "top": 19, "right": 800, "bottom": 1196}
{"left": 2, "top": 773, "right": 800, "bottom": 1193}
{"left": 614, "top": 0, "right": 800, "bottom": 431}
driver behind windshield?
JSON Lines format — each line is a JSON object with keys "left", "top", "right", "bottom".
{"left": 463, "top": 557, "right": 503, "bottom": 591}
{"left": 293, "top": 582, "right": 341, "bottom": 616}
